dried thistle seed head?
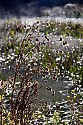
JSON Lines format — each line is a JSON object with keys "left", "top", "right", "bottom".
{"left": 60, "top": 50, "right": 63, "bottom": 54}
{"left": 52, "top": 91, "right": 56, "bottom": 96}
{"left": 46, "top": 87, "right": 52, "bottom": 91}
{"left": 59, "top": 37, "right": 63, "bottom": 41}
{"left": 56, "top": 50, "right": 59, "bottom": 54}
{"left": 46, "top": 22, "right": 50, "bottom": 27}
{"left": 63, "top": 41, "right": 68, "bottom": 45}
{"left": 35, "top": 38, "right": 39, "bottom": 41}
{"left": 45, "top": 36, "right": 49, "bottom": 41}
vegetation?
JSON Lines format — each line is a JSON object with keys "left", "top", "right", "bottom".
{"left": 0, "top": 18, "right": 83, "bottom": 125}
{"left": 39, "top": 20, "right": 83, "bottom": 38}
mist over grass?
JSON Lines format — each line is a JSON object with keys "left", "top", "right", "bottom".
{"left": 0, "top": 0, "right": 83, "bottom": 18}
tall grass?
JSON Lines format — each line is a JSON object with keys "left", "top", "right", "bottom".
{"left": 0, "top": 19, "right": 83, "bottom": 125}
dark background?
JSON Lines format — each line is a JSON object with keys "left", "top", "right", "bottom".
{"left": 0, "top": 0, "right": 83, "bottom": 17}
{"left": 0, "top": 0, "right": 83, "bottom": 7}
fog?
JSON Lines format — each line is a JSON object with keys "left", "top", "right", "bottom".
{"left": 0, "top": 0, "right": 83, "bottom": 17}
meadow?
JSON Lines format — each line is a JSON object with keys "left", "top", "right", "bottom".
{"left": 0, "top": 18, "right": 83, "bottom": 125}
